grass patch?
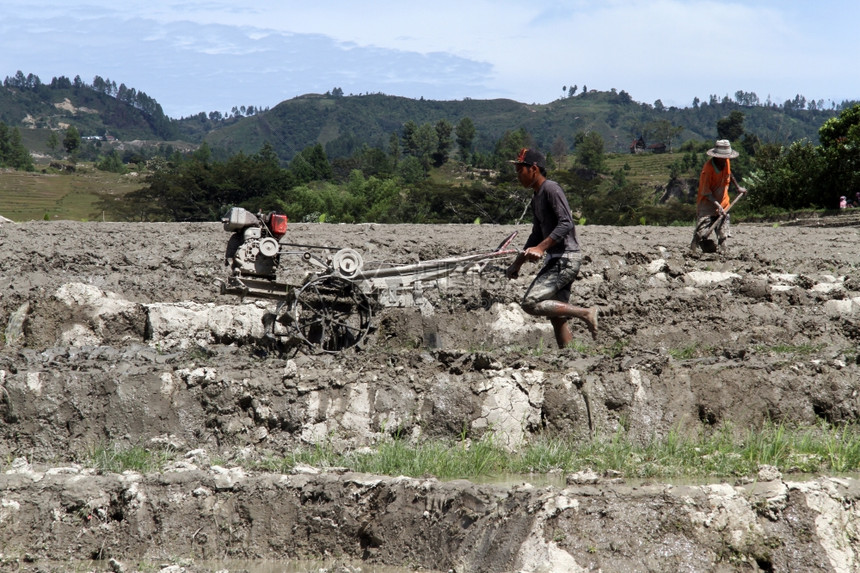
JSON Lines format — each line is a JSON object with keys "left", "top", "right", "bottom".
{"left": 668, "top": 343, "right": 716, "bottom": 360}
{"left": 250, "top": 420, "right": 860, "bottom": 481}
{"left": 80, "top": 421, "right": 860, "bottom": 480}
{"left": 565, "top": 339, "right": 592, "bottom": 353}
{"left": 604, "top": 338, "right": 630, "bottom": 358}
{"left": 86, "top": 444, "right": 174, "bottom": 474}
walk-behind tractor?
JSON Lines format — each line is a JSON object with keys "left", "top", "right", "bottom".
{"left": 216, "top": 207, "right": 517, "bottom": 353}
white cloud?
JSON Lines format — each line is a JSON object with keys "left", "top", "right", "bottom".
{"left": 2, "top": 0, "right": 858, "bottom": 116}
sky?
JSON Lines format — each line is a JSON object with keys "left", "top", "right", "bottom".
{"left": 2, "top": 0, "right": 858, "bottom": 119}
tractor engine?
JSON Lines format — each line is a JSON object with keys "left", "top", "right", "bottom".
{"left": 223, "top": 207, "right": 288, "bottom": 279}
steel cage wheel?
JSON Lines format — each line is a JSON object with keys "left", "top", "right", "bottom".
{"left": 290, "top": 275, "right": 372, "bottom": 352}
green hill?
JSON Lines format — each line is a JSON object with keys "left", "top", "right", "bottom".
{"left": 203, "top": 90, "right": 840, "bottom": 164}
{"left": 1, "top": 81, "right": 176, "bottom": 145}
{"left": 2, "top": 72, "right": 844, "bottom": 166}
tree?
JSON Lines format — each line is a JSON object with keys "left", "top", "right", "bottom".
{"left": 401, "top": 121, "right": 419, "bottom": 157}
{"left": 455, "top": 117, "right": 476, "bottom": 162}
{"left": 412, "top": 123, "right": 438, "bottom": 170}
{"left": 396, "top": 156, "right": 425, "bottom": 184}
{"left": 50, "top": 76, "right": 72, "bottom": 89}
{"left": 648, "top": 119, "right": 684, "bottom": 150}
{"left": 192, "top": 141, "right": 212, "bottom": 164}
{"left": 351, "top": 144, "right": 393, "bottom": 178}
{"left": 717, "top": 111, "right": 745, "bottom": 142}
{"left": 255, "top": 141, "right": 280, "bottom": 168}
{"left": 818, "top": 103, "right": 860, "bottom": 205}
{"left": 0, "top": 123, "right": 34, "bottom": 171}
{"left": 554, "top": 168, "right": 601, "bottom": 218}
{"left": 819, "top": 103, "right": 860, "bottom": 149}
{"left": 433, "top": 119, "right": 453, "bottom": 167}
{"left": 62, "top": 126, "right": 81, "bottom": 156}
{"left": 291, "top": 143, "right": 332, "bottom": 184}
{"left": 734, "top": 90, "right": 760, "bottom": 107}
{"left": 92, "top": 75, "right": 104, "bottom": 93}
{"left": 575, "top": 131, "right": 605, "bottom": 172}
{"left": 740, "top": 133, "right": 761, "bottom": 157}
{"left": 0, "top": 123, "right": 12, "bottom": 165}
{"left": 304, "top": 143, "right": 333, "bottom": 180}
{"left": 47, "top": 132, "right": 60, "bottom": 155}
{"left": 551, "top": 136, "right": 568, "bottom": 161}
{"left": 96, "top": 150, "right": 126, "bottom": 174}
{"left": 123, "top": 142, "right": 292, "bottom": 222}
{"left": 492, "top": 128, "right": 533, "bottom": 174}
{"left": 388, "top": 132, "right": 401, "bottom": 166}
{"left": 746, "top": 141, "right": 825, "bottom": 211}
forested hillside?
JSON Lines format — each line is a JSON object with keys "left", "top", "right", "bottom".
{"left": 203, "top": 90, "right": 842, "bottom": 165}
{"left": 3, "top": 70, "right": 858, "bottom": 227}
{"left": 2, "top": 70, "right": 849, "bottom": 165}
{"left": 1, "top": 72, "right": 175, "bottom": 142}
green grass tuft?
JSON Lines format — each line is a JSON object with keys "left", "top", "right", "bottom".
{"left": 82, "top": 420, "right": 860, "bottom": 481}
{"left": 87, "top": 444, "right": 174, "bottom": 474}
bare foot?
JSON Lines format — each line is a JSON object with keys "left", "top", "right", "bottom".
{"left": 586, "top": 307, "right": 598, "bottom": 340}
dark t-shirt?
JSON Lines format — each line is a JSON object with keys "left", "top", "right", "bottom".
{"left": 524, "top": 179, "right": 580, "bottom": 257}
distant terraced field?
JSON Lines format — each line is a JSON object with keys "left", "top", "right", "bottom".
{"left": 0, "top": 165, "right": 144, "bottom": 221}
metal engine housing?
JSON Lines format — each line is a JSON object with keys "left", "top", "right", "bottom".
{"left": 223, "top": 208, "right": 281, "bottom": 279}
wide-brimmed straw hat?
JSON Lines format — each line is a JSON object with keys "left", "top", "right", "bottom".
{"left": 707, "top": 139, "right": 739, "bottom": 159}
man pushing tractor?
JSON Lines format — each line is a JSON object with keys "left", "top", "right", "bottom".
{"left": 505, "top": 148, "right": 599, "bottom": 348}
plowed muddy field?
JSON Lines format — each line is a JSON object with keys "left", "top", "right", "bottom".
{"left": 1, "top": 219, "right": 859, "bottom": 573}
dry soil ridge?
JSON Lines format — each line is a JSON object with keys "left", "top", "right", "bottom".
{"left": 0, "top": 220, "right": 859, "bottom": 572}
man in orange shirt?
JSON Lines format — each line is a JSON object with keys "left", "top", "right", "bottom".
{"left": 692, "top": 139, "right": 747, "bottom": 252}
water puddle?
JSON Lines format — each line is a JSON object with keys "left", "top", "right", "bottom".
{"left": 71, "top": 560, "right": 441, "bottom": 573}
{"left": 467, "top": 471, "right": 859, "bottom": 489}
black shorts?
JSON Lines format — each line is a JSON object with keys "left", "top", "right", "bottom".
{"left": 522, "top": 253, "right": 581, "bottom": 307}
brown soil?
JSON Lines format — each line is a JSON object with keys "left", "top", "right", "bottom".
{"left": 1, "top": 220, "right": 859, "bottom": 573}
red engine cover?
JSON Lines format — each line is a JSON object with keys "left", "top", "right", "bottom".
{"left": 269, "top": 213, "right": 288, "bottom": 236}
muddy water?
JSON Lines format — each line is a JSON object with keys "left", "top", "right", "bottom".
{"left": 200, "top": 560, "right": 444, "bottom": 572}
{"left": 474, "top": 471, "right": 860, "bottom": 489}
{"left": 74, "top": 560, "right": 440, "bottom": 573}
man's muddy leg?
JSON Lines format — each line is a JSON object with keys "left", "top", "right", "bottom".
{"left": 528, "top": 300, "right": 598, "bottom": 341}
{"left": 550, "top": 317, "right": 572, "bottom": 348}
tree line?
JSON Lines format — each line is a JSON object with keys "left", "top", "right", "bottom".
{"left": 103, "top": 102, "right": 860, "bottom": 225}
{"left": 4, "top": 69, "right": 858, "bottom": 223}
{"left": 106, "top": 119, "right": 543, "bottom": 224}
{"left": 4, "top": 71, "right": 177, "bottom": 140}
{"left": 745, "top": 104, "right": 860, "bottom": 213}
